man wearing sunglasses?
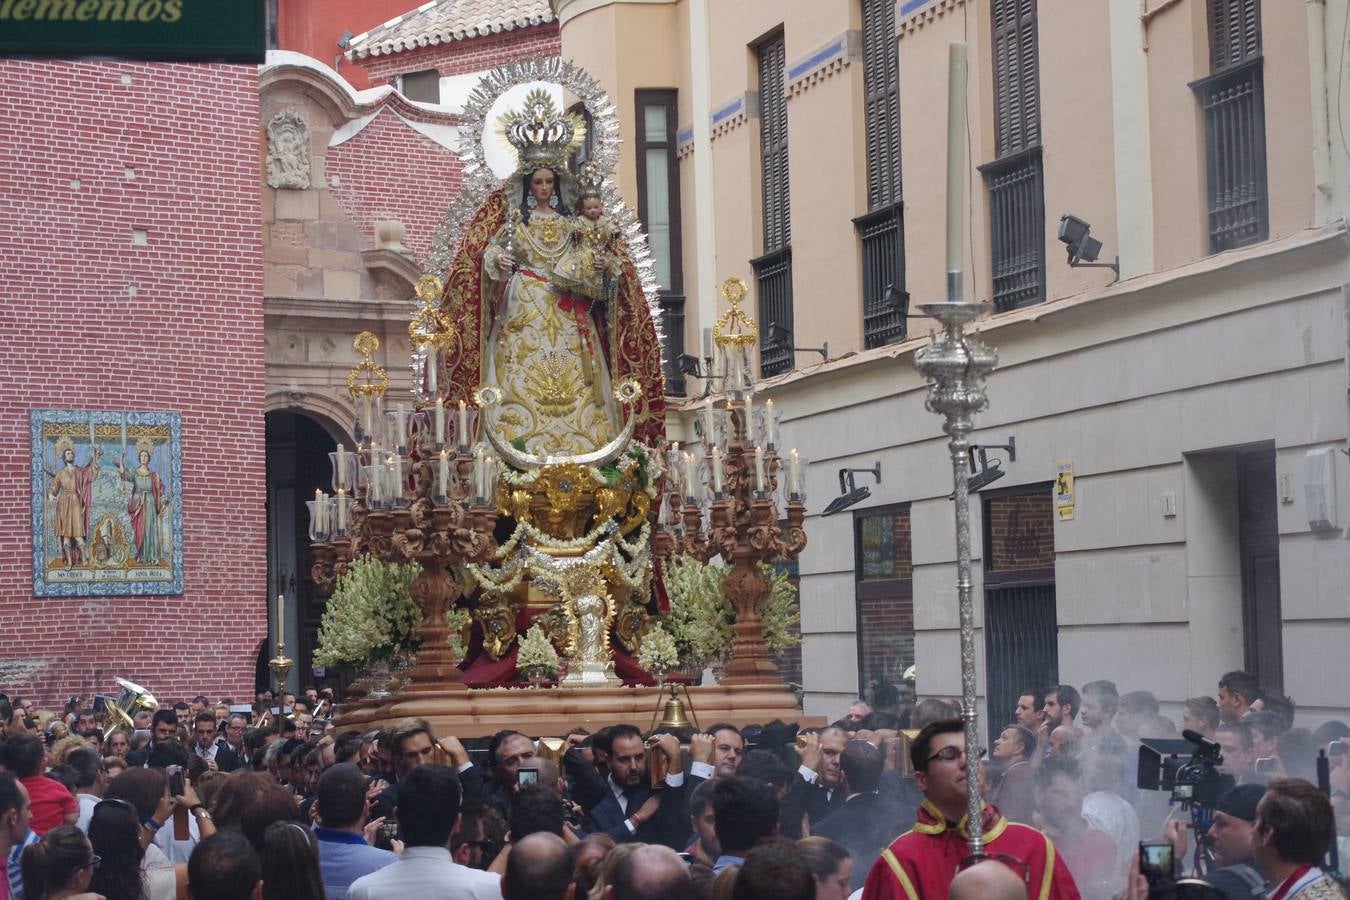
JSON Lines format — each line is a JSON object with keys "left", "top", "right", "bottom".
{"left": 861, "top": 719, "right": 1080, "bottom": 900}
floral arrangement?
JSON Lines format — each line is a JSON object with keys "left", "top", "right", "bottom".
{"left": 657, "top": 554, "right": 802, "bottom": 671}
{"left": 637, "top": 624, "right": 679, "bottom": 677}
{"left": 516, "top": 623, "right": 560, "bottom": 679}
{"left": 313, "top": 555, "right": 423, "bottom": 669}
{"left": 446, "top": 606, "right": 473, "bottom": 663}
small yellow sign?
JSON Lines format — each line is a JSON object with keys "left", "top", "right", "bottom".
{"left": 1055, "top": 461, "right": 1075, "bottom": 521}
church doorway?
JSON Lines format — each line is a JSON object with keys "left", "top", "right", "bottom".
{"left": 264, "top": 410, "right": 340, "bottom": 698}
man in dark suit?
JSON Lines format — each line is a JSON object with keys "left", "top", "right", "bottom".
{"left": 126, "top": 708, "right": 178, "bottom": 767}
{"left": 188, "top": 712, "right": 241, "bottom": 773}
{"left": 813, "top": 740, "right": 916, "bottom": 890}
{"left": 579, "top": 724, "right": 693, "bottom": 849}
{"left": 781, "top": 726, "right": 849, "bottom": 838}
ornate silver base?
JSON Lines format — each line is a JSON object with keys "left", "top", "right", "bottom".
{"left": 560, "top": 660, "right": 621, "bottom": 688}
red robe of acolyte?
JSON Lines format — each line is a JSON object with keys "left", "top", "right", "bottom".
{"left": 862, "top": 800, "right": 1082, "bottom": 900}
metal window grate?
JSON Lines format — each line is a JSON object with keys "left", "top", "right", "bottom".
{"left": 1193, "top": 62, "right": 1268, "bottom": 252}
{"left": 754, "top": 247, "right": 794, "bottom": 377}
{"left": 984, "top": 583, "right": 1058, "bottom": 746}
{"left": 981, "top": 148, "right": 1045, "bottom": 311}
{"left": 856, "top": 204, "right": 907, "bottom": 348}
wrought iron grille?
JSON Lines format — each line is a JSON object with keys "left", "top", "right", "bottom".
{"left": 984, "top": 583, "right": 1058, "bottom": 745}
{"left": 659, "top": 295, "right": 686, "bottom": 397}
{"left": 856, "top": 204, "right": 907, "bottom": 348}
{"left": 981, "top": 147, "right": 1045, "bottom": 311}
{"left": 754, "top": 247, "right": 794, "bottom": 377}
{"left": 1192, "top": 58, "right": 1268, "bottom": 252}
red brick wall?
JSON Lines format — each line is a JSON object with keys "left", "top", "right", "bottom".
{"left": 857, "top": 508, "right": 915, "bottom": 692}
{"left": 325, "top": 107, "right": 464, "bottom": 263}
{"left": 0, "top": 61, "right": 266, "bottom": 708}
{"left": 356, "top": 25, "right": 562, "bottom": 84}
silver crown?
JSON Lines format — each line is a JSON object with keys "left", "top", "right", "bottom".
{"left": 501, "top": 89, "right": 585, "bottom": 171}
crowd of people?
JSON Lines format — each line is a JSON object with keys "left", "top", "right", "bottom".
{"left": 0, "top": 670, "right": 1342, "bottom": 900}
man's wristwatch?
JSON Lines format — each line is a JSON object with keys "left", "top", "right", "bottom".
{"left": 190, "top": 805, "right": 211, "bottom": 820}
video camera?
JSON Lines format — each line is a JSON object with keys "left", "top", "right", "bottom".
{"left": 1137, "top": 729, "right": 1235, "bottom": 811}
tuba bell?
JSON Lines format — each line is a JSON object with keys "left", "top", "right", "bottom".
{"left": 102, "top": 677, "right": 158, "bottom": 736}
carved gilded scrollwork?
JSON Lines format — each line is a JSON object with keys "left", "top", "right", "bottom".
{"left": 474, "top": 598, "right": 518, "bottom": 660}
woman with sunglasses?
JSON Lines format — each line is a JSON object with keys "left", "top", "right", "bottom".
{"left": 19, "top": 824, "right": 102, "bottom": 900}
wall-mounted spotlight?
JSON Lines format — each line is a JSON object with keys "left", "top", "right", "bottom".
{"left": 1057, "top": 214, "right": 1118, "bottom": 280}
{"left": 958, "top": 437, "right": 1016, "bottom": 496}
{"left": 822, "top": 462, "right": 882, "bottom": 516}
{"left": 768, "top": 322, "right": 828, "bottom": 362}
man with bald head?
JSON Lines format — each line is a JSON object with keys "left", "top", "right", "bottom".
{"left": 604, "top": 844, "right": 690, "bottom": 900}
{"left": 949, "top": 859, "right": 1029, "bottom": 900}
{"left": 502, "top": 832, "right": 571, "bottom": 900}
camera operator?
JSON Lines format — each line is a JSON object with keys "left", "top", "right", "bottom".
{"left": 1252, "top": 778, "right": 1346, "bottom": 899}
{"left": 1184, "top": 784, "right": 1267, "bottom": 899}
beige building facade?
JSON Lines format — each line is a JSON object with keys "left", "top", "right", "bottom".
{"left": 556, "top": 0, "right": 1350, "bottom": 725}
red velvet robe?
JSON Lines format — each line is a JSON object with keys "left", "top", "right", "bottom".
{"left": 861, "top": 800, "right": 1082, "bottom": 900}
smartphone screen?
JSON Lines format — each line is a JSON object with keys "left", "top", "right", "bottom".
{"left": 167, "top": 765, "right": 186, "bottom": 797}
{"left": 1140, "top": 841, "right": 1173, "bottom": 885}
{"left": 517, "top": 767, "right": 539, "bottom": 787}
{"left": 1255, "top": 757, "right": 1277, "bottom": 774}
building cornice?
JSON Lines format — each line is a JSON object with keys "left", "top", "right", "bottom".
{"left": 787, "top": 30, "right": 862, "bottom": 98}
{"left": 688, "top": 219, "right": 1350, "bottom": 410}
{"left": 898, "top": 0, "right": 970, "bottom": 41}
{"left": 552, "top": 0, "right": 676, "bottom": 29}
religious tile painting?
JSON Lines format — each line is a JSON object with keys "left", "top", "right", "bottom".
{"left": 30, "top": 410, "right": 184, "bottom": 596}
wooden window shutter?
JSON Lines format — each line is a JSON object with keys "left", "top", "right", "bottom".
{"left": 759, "top": 34, "right": 790, "bottom": 252}
{"left": 862, "top": 0, "right": 902, "bottom": 210}
{"left": 991, "top": 0, "right": 1041, "bottom": 158}
{"left": 1207, "top": 0, "right": 1261, "bottom": 72}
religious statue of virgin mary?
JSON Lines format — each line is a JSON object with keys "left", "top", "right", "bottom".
{"left": 438, "top": 87, "right": 666, "bottom": 458}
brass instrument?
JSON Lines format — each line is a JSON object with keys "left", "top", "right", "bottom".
{"left": 102, "top": 677, "right": 158, "bottom": 736}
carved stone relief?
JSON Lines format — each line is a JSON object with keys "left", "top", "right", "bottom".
{"left": 266, "top": 109, "right": 311, "bottom": 190}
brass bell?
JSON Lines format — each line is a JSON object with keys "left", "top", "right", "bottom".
{"left": 658, "top": 682, "right": 692, "bottom": 730}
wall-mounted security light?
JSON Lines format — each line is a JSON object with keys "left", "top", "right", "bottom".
{"left": 1058, "top": 214, "right": 1118, "bottom": 280}
{"left": 822, "top": 462, "right": 882, "bottom": 516}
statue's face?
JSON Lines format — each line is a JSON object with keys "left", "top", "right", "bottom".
{"left": 530, "top": 168, "right": 555, "bottom": 206}
{"left": 580, "top": 196, "right": 603, "bottom": 221}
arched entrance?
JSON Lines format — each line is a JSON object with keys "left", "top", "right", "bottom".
{"left": 264, "top": 409, "right": 340, "bottom": 698}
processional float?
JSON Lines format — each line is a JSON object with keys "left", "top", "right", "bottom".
{"left": 308, "top": 59, "right": 811, "bottom": 737}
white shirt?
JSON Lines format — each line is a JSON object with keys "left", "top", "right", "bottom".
{"left": 346, "top": 846, "right": 502, "bottom": 900}
{"left": 194, "top": 741, "right": 218, "bottom": 761}
{"left": 798, "top": 765, "right": 836, "bottom": 802}
{"left": 75, "top": 793, "right": 100, "bottom": 832}
{"left": 152, "top": 809, "right": 201, "bottom": 864}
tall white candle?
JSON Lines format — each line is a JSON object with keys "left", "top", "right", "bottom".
{"left": 395, "top": 405, "right": 407, "bottom": 449}
{"left": 362, "top": 397, "right": 374, "bottom": 442}
{"left": 744, "top": 395, "right": 755, "bottom": 445}
{"left": 711, "top": 445, "right": 724, "bottom": 494}
{"left": 480, "top": 447, "right": 490, "bottom": 500}
{"left": 276, "top": 593, "right": 285, "bottom": 649}
{"left": 337, "top": 489, "right": 347, "bottom": 531}
{"left": 336, "top": 446, "right": 347, "bottom": 486}
{"left": 946, "top": 41, "right": 968, "bottom": 281}
{"left": 427, "top": 354, "right": 438, "bottom": 397}
{"left": 458, "top": 400, "right": 469, "bottom": 446}
{"left": 683, "top": 451, "right": 697, "bottom": 499}
{"left": 391, "top": 455, "right": 403, "bottom": 499}
{"left": 765, "top": 399, "right": 777, "bottom": 447}
{"left": 789, "top": 448, "right": 801, "bottom": 496}
{"left": 702, "top": 327, "right": 714, "bottom": 360}
{"left": 702, "top": 398, "right": 715, "bottom": 446}
{"left": 438, "top": 450, "right": 450, "bottom": 498}
{"left": 434, "top": 402, "right": 446, "bottom": 446}
{"left": 754, "top": 446, "right": 766, "bottom": 492}
{"left": 314, "top": 489, "right": 324, "bottom": 532}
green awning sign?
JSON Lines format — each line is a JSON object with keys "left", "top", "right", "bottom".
{"left": 0, "top": 0, "right": 265, "bottom": 63}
